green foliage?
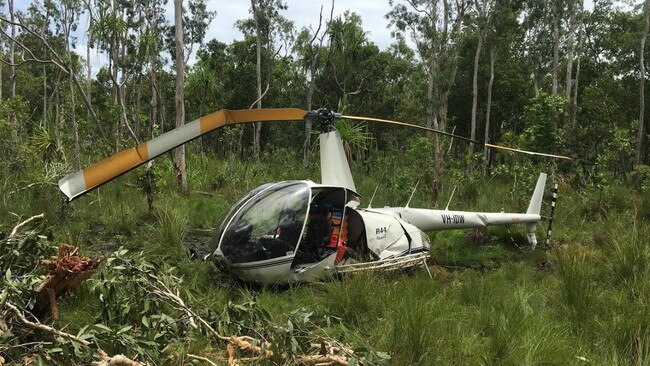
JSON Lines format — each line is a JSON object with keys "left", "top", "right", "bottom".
{"left": 595, "top": 122, "right": 637, "bottom": 185}
{"left": 521, "top": 92, "right": 565, "bottom": 153}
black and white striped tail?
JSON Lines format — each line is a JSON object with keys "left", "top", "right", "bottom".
{"left": 545, "top": 184, "right": 558, "bottom": 246}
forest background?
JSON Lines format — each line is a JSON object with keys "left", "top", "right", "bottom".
{"left": 1, "top": 0, "right": 650, "bottom": 364}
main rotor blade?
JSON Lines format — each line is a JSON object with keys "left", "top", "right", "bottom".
{"left": 342, "top": 114, "right": 572, "bottom": 161}
{"left": 342, "top": 115, "right": 480, "bottom": 144}
{"left": 484, "top": 143, "right": 571, "bottom": 160}
{"left": 59, "top": 108, "right": 307, "bottom": 201}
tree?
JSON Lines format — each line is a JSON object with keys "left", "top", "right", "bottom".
{"left": 174, "top": 0, "right": 187, "bottom": 188}
{"left": 294, "top": 1, "right": 333, "bottom": 168}
{"left": 238, "top": 0, "right": 292, "bottom": 161}
{"left": 637, "top": 0, "right": 650, "bottom": 166}
{"left": 469, "top": 0, "right": 492, "bottom": 154}
{"left": 563, "top": 0, "right": 581, "bottom": 139}
{"left": 388, "top": 0, "right": 467, "bottom": 204}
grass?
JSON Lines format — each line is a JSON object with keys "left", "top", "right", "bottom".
{"left": 3, "top": 146, "right": 650, "bottom": 365}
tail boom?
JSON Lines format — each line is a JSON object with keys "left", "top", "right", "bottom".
{"left": 367, "top": 208, "right": 541, "bottom": 232}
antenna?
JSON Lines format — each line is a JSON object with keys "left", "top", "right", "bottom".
{"left": 445, "top": 186, "right": 457, "bottom": 211}
{"left": 405, "top": 181, "right": 419, "bottom": 208}
{"left": 368, "top": 185, "right": 379, "bottom": 209}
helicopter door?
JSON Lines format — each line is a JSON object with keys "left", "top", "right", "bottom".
{"left": 292, "top": 187, "right": 348, "bottom": 266}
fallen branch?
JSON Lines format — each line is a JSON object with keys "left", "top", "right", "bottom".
{"left": 295, "top": 354, "right": 348, "bottom": 365}
{"left": 9, "top": 213, "right": 45, "bottom": 239}
{"left": 4, "top": 301, "right": 144, "bottom": 365}
{"left": 187, "top": 353, "right": 220, "bottom": 366}
{"left": 7, "top": 182, "right": 56, "bottom": 196}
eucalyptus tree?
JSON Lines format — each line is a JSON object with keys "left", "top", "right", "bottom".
{"left": 388, "top": 0, "right": 468, "bottom": 204}
{"left": 294, "top": 2, "right": 333, "bottom": 167}
{"left": 482, "top": 0, "right": 522, "bottom": 172}
{"left": 238, "top": 0, "right": 293, "bottom": 161}
{"left": 173, "top": 0, "right": 187, "bottom": 188}
{"left": 59, "top": 0, "right": 83, "bottom": 168}
{"left": 638, "top": 0, "right": 650, "bottom": 166}
{"left": 469, "top": 0, "right": 492, "bottom": 154}
{"left": 7, "top": 0, "right": 15, "bottom": 100}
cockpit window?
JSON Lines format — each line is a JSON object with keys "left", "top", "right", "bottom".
{"left": 213, "top": 182, "right": 274, "bottom": 248}
{"left": 219, "top": 182, "right": 310, "bottom": 263}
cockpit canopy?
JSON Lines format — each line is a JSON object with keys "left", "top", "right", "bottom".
{"left": 217, "top": 182, "right": 311, "bottom": 264}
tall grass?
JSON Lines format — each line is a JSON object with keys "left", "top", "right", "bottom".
{"left": 5, "top": 146, "right": 650, "bottom": 365}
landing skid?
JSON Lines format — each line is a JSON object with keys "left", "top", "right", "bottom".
{"left": 335, "top": 252, "right": 432, "bottom": 278}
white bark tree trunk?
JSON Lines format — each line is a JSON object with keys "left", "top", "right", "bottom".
{"left": 252, "top": 0, "right": 263, "bottom": 162}
{"left": 637, "top": 0, "right": 650, "bottom": 166}
{"left": 470, "top": 23, "right": 486, "bottom": 153}
{"left": 564, "top": 0, "right": 578, "bottom": 136}
{"left": 551, "top": 3, "right": 560, "bottom": 96}
{"left": 174, "top": 0, "right": 187, "bottom": 188}
{"left": 484, "top": 47, "right": 496, "bottom": 173}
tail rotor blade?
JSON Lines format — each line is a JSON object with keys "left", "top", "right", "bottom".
{"left": 341, "top": 114, "right": 572, "bottom": 161}
{"left": 59, "top": 108, "right": 307, "bottom": 201}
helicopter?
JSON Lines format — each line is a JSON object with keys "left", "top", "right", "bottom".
{"left": 58, "top": 107, "right": 569, "bottom": 284}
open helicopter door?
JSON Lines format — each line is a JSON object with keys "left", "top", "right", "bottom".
{"left": 290, "top": 184, "right": 363, "bottom": 271}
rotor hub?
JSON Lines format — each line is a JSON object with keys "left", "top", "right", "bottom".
{"left": 306, "top": 108, "right": 342, "bottom": 133}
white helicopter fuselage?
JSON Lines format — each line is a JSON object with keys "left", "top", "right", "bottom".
{"left": 212, "top": 131, "right": 548, "bottom": 284}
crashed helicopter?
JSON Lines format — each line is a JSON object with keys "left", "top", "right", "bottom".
{"left": 58, "top": 108, "right": 569, "bottom": 284}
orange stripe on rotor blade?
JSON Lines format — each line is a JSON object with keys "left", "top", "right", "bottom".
{"left": 199, "top": 110, "right": 228, "bottom": 134}
{"left": 82, "top": 144, "right": 148, "bottom": 190}
{"left": 227, "top": 108, "right": 308, "bottom": 123}
{"left": 199, "top": 108, "right": 308, "bottom": 133}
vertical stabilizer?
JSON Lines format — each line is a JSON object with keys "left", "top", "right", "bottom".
{"left": 319, "top": 131, "right": 357, "bottom": 192}
{"left": 526, "top": 173, "right": 547, "bottom": 215}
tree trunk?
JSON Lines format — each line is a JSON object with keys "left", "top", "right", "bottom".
{"left": 63, "top": 5, "right": 80, "bottom": 169}
{"left": 637, "top": 0, "right": 650, "bottom": 166}
{"left": 0, "top": 25, "right": 3, "bottom": 102}
{"left": 569, "top": 0, "right": 583, "bottom": 133}
{"left": 303, "top": 47, "right": 319, "bottom": 168}
{"left": 551, "top": 3, "right": 560, "bottom": 96}
{"left": 303, "top": 58, "right": 316, "bottom": 168}
{"left": 429, "top": 0, "right": 441, "bottom": 206}
{"left": 54, "top": 72, "right": 62, "bottom": 152}
{"left": 41, "top": 10, "right": 49, "bottom": 128}
{"left": 69, "top": 78, "right": 80, "bottom": 169}
{"left": 8, "top": 0, "right": 16, "bottom": 139}
{"left": 564, "top": 0, "right": 577, "bottom": 137}
{"left": 470, "top": 24, "right": 486, "bottom": 154}
{"left": 570, "top": 50, "right": 581, "bottom": 141}
{"left": 87, "top": 10, "right": 92, "bottom": 110}
{"left": 252, "top": 0, "right": 263, "bottom": 162}
{"left": 146, "top": 61, "right": 158, "bottom": 213}
{"left": 484, "top": 47, "right": 496, "bottom": 173}
{"left": 174, "top": 0, "right": 187, "bottom": 189}
{"left": 8, "top": 0, "right": 15, "bottom": 99}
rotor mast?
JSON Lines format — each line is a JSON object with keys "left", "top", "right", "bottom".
{"left": 306, "top": 108, "right": 357, "bottom": 193}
